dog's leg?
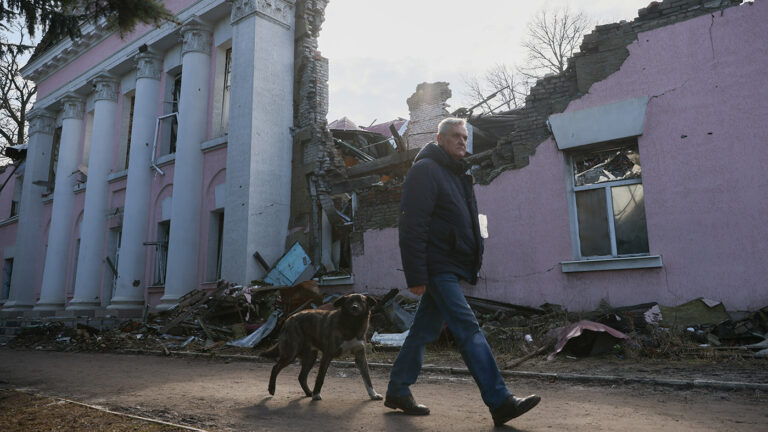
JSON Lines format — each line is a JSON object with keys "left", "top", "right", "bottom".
{"left": 354, "top": 351, "right": 382, "bottom": 400}
{"left": 268, "top": 358, "right": 292, "bottom": 396}
{"left": 298, "top": 350, "right": 318, "bottom": 397}
{"left": 311, "top": 354, "right": 332, "bottom": 401}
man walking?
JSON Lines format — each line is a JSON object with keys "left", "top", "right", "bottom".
{"left": 384, "top": 118, "right": 541, "bottom": 426}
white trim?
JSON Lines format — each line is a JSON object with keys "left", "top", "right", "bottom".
{"left": 25, "top": 0, "right": 226, "bottom": 110}
{"left": 107, "top": 169, "right": 128, "bottom": 183}
{"left": 156, "top": 153, "right": 176, "bottom": 167}
{"left": 549, "top": 96, "right": 649, "bottom": 150}
{"left": 0, "top": 216, "right": 19, "bottom": 227}
{"left": 573, "top": 177, "right": 642, "bottom": 192}
{"left": 201, "top": 135, "right": 228, "bottom": 152}
{"left": 605, "top": 187, "right": 617, "bottom": 256}
{"left": 561, "top": 255, "right": 663, "bottom": 273}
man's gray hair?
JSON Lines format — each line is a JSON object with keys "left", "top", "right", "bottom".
{"left": 437, "top": 117, "right": 466, "bottom": 135}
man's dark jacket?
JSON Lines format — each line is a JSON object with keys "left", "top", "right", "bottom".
{"left": 399, "top": 142, "right": 483, "bottom": 287}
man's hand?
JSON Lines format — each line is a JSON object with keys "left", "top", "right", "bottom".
{"left": 409, "top": 285, "right": 426, "bottom": 296}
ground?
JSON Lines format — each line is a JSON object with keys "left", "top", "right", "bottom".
{"left": 0, "top": 349, "right": 765, "bottom": 431}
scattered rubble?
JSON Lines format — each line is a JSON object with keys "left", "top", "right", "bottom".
{"left": 4, "top": 288, "right": 767, "bottom": 367}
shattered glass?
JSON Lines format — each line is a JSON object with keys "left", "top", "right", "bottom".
{"left": 612, "top": 184, "right": 649, "bottom": 254}
{"left": 573, "top": 145, "right": 641, "bottom": 187}
{"left": 576, "top": 189, "right": 611, "bottom": 256}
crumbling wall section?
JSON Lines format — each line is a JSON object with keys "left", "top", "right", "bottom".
{"left": 353, "top": 183, "right": 403, "bottom": 232}
{"left": 468, "top": 0, "right": 743, "bottom": 185}
{"left": 288, "top": 0, "right": 346, "bottom": 265}
{"left": 403, "top": 82, "right": 452, "bottom": 149}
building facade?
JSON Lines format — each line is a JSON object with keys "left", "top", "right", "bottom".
{"left": 349, "top": 0, "right": 768, "bottom": 313}
{"left": 0, "top": 0, "right": 332, "bottom": 313}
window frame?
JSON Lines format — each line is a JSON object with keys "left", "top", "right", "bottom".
{"left": 562, "top": 140, "right": 662, "bottom": 272}
{"left": 568, "top": 141, "right": 646, "bottom": 259}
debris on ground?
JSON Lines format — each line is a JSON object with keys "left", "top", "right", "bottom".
{"left": 546, "top": 320, "right": 632, "bottom": 361}
{"left": 371, "top": 330, "right": 409, "bottom": 348}
{"left": 4, "top": 278, "right": 767, "bottom": 366}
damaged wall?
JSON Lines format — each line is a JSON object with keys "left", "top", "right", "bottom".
{"left": 287, "top": 0, "right": 347, "bottom": 270}
{"left": 352, "top": 0, "right": 768, "bottom": 312}
{"left": 467, "top": 0, "right": 744, "bottom": 185}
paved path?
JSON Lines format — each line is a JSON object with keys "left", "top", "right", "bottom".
{"left": 0, "top": 350, "right": 765, "bottom": 431}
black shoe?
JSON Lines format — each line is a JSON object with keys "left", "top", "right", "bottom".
{"left": 490, "top": 394, "right": 541, "bottom": 426}
{"left": 384, "top": 394, "right": 430, "bottom": 415}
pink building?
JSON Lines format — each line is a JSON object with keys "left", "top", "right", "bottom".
{"left": 351, "top": 0, "right": 768, "bottom": 313}
{"left": 0, "top": 0, "right": 332, "bottom": 314}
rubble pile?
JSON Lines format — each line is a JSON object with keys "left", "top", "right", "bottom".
{"left": 5, "top": 286, "right": 767, "bottom": 366}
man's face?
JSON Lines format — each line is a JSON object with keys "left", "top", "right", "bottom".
{"left": 437, "top": 124, "right": 468, "bottom": 160}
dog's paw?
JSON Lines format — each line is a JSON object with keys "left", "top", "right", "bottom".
{"left": 312, "top": 394, "right": 322, "bottom": 401}
{"left": 370, "top": 393, "right": 383, "bottom": 400}
{"left": 268, "top": 385, "right": 275, "bottom": 396}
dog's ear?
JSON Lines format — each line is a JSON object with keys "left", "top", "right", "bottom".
{"left": 366, "top": 296, "right": 377, "bottom": 308}
{"left": 333, "top": 295, "right": 347, "bottom": 308}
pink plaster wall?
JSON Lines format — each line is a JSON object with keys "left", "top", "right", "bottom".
{"left": 1, "top": 1, "right": 233, "bottom": 309}
{"left": 35, "top": 0, "right": 196, "bottom": 99}
{"left": 353, "top": 1, "right": 768, "bottom": 311}
{"left": 352, "top": 229, "right": 405, "bottom": 296}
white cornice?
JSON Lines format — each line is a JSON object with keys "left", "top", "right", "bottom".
{"left": 22, "top": 0, "right": 226, "bottom": 105}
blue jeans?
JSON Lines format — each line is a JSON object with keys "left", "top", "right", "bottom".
{"left": 387, "top": 273, "right": 511, "bottom": 409}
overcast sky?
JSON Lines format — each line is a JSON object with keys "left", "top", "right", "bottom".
{"left": 318, "top": 0, "right": 653, "bottom": 126}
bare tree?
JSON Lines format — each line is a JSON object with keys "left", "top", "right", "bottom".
{"left": 0, "top": 23, "right": 36, "bottom": 161}
{"left": 519, "top": 7, "right": 593, "bottom": 79}
{"left": 462, "top": 64, "right": 531, "bottom": 115}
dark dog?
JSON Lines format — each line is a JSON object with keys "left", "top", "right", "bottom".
{"left": 262, "top": 293, "right": 382, "bottom": 401}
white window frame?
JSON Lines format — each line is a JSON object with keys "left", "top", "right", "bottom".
{"left": 567, "top": 143, "right": 645, "bottom": 259}
{"left": 549, "top": 96, "right": 662, "bottom": 273}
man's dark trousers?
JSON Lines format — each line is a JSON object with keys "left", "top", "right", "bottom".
{"left": 387, "top": 273, "right": 511, "bottom": 409}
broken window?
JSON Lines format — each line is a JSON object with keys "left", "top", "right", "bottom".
{"left": 206, "top": 210, "right": 224, "bottom": 282}
{"left": 9, "top": 173, "right": 22, "bottom": 217}
{"left": 82, "top": 110, "right": 95, "bottom": 167}
{"left": 118, "top": 94, "right": 135, "bottom": 170}
{"left": 71, "top": 238, "right": 80, "bottom": 293}
{"left": 1, "top": 258, "right": 12, "bottom": 300}
{"left": 46, "top": 126, "right": 62, "bottom": 193}
{"left": 153, "top": 221, "right": 170, "bottom": 285}
{"left": 158, "top": 71, "right": 182, "bottom": 157}
{"left": 220, "top": 48, "right": 231, "bottom": 133}
{"left": 569, "top": 140, "right": 649, "bottom": 258}
{"left": 106, "top": 228, "right": 122, "bottom": 304}
{"left": 170, "top": 73, "right": 181, "bottom": 154}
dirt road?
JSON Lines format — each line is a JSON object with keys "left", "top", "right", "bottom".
{"left": 0, "top": 350, "right": 765, "bottom": 431}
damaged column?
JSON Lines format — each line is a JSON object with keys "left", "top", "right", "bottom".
{"left": 109, "top": 50, "right": 162, "bottom": 311}
{"left": 35, "top": 96, "right": 84, "bottom": 311}
{"left": 221, "top": 0, "right": 296, "bottom": 284}
{"left": 68, "top": 73, "right": 119, "bottom": 311}
{"left": 3, "top": 109, "right": 56, "bottom": 311}
{"left": 157, "top": 17, "right": 212, "bottom": 310}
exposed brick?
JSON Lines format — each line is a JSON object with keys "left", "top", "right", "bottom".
{"left": 467, "top": 0, "right": 743, "bottom": 185}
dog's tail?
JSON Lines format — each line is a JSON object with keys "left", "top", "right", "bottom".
{"left": 260, "top": 344, "right": 280, "bottom": 359}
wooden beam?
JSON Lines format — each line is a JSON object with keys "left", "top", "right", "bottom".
{"left": 347, "top": 147, "right": 419, "bottom": 177}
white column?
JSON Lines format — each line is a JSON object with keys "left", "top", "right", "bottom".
{"left": 35, "top": 96, "right": 84, "bottom": 311}
{"left": 221, "top": 0, "right": 295, "bottom": 285}
{"left": 67, "top": 74, "right": 119, "bottom": 310}
{"left": 3, "top": 109, "right": 56, "bottom": 311}
{"left": 109, "top": 51, "right": 162, "bottom": 311}
{"left": 157, "top": 17, "right": 212, "bottom": 310}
